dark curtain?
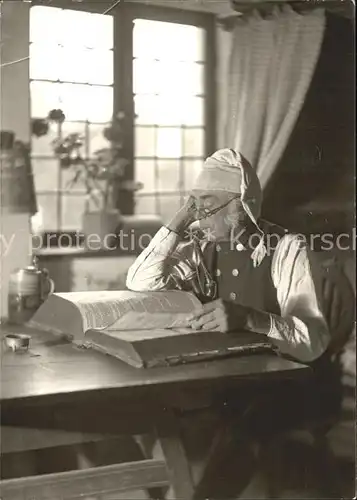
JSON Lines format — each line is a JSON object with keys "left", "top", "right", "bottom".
{"left": 261, "top": 12, "right": 355, "bottom": 235}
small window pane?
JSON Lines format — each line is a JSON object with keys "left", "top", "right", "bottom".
{"left": 135, "top": 127, "right": 156, "bottom": 157}
{"left": 157, "top": 128, "right": 182, "bottom": 158}
{"left": 155, "top": 97, "right": 185, "bottom": 126}
{"left": 156, "top": 62, "right": 204, "bottom": 96}
{"left": 30, "top": 81, "right": 62, "bottom": 118}
{"left": 182, "top": 97, "right": 205, "bottom": 126}
{"left": 135, "top": 95, "right": 204, "bottom": 126}
{"left": 135, "top": 195, "right": 157, "bottom": 215}
{"left": 133, "top": 20, "right": 204, "bottom": 62}
{"left": 180, "top": 63, "right": 204, "bottom": 95}
{"left": 135, "top": 160, "right": 156, "bottom": 193}
{"left": 184, "top": 159, "right": 203, "bottom": 191}
{"left": 59, "top": 9, "right": 92, "bottom": 47}
{"left": 158, "top": 96, "right": 204, "bottom": 126}
{"left": 157, "top": 160, "right": 181, "bottom": 192}
{"left": 133, "top": 19, "right": 159, "bottom": 60}
{"left": 86, "top": 50, "right": 113, "bottom": 85}
{"left": 179, "top": 26, "right": 205, "bottom": 62}
{"left": 30, "top": 43, "right": 60, "bottom": 81}
{"left": 60, "top": 84, "right": 91, "bottom": 121}
{"left": 134, "top": 95, "right": 158, "bottom": 125}
{"left": 32, "top": 159, "right": 59, "bottom": 191}
{"left": 62, "top": 195, "right": 86, "bottom": 230}
{"left": 89, "top": 123, "right": 110, "bottom": 156}
{"left": 30, "top": 7, "right": 113, "bottom": 48}
{"left": 134, "top": 61, "right": 204, "bottom": 98}
{"left": 30, "top": 6, "right": 62, "bottom": 44}
{"left": 59, "top": 47, "right": 91, "bottom": 84}
{"left": 135, "top": 95, "right": 186, "bottom": 125}
{"left": 88, "top": 13, "right": 114, "bottom": 49}
{"left": 60, "top": 84, "right": 113, "bottom": 122}
{"left": 36, "top": 193, "right": 58, "bottom": 231}
{"left": 59, "top": 10, "right": 113, "bottom": 49}
{"left": 133, "top": 59, "right": 158, "bottom": 95}
{"left": 59, "top": 48, "right": 113, "bottom": 85}
{"left": 158, "top": 195, "right": 182, "bottom": 220}
{"left": 164, "top": 24, "right": 204, "bottom": 62}
{"left": 183, "top": 128, "right": 205, "bottom": 157}
{"left": 86, "top": 86, "right": 113, "bottom": 122}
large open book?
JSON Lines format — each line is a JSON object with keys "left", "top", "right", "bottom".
{"left": 29, "top": 290, "right": 273, "bottom": 368}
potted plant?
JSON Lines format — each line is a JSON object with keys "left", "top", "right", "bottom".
{"left": 32, "top": 110, "right": 142, "bottom": 246}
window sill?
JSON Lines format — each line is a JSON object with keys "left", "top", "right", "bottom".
{"left": 33, "top": 215, "right": 163, "bottom": 258}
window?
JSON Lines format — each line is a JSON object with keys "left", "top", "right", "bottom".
{"left": 30, "top": 5, "right": 114, "bottom": 230}
{"left": 133, "top": 19, "right": 206, "bottom": 219}
{"left": 29, "top": 4, "right": 215, "bottom": 231}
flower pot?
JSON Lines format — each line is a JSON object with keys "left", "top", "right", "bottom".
{"left": 82, "top": 209, "right": 121, "bottom": 249}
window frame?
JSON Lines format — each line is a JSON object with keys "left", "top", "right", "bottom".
{"left": 30, "top": 0, "right": 216, "bottom": 231}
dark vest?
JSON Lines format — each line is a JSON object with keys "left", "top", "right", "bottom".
{"left": 201, "top": 220, "right": 286, "bottom": 316}
{"left": 199, "top": 221, "right": 342, "bottom": 418}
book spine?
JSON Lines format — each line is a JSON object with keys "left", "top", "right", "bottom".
{"left": 82, "top": 340, "right": 144, "bottom": 369}
{"left": 26, "top": 320, "right": 73, "bottom": 340}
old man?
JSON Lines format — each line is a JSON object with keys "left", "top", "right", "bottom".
{"left": 127, "top": 148, "right": 329, "bottom": 363}
{"left": 126, "top": 148, "right": 335, "bottom": 497}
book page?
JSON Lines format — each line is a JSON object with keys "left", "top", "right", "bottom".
{"left": 107, "top": 311, "right": 194, "bottom": 331}
{"left": 106, "top": 291, "right": 203, "bottom": 331}
{"left": 55, "top": 290, "right": 202, "bottom": 332}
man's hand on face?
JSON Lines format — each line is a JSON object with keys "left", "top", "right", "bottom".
{"left": 166, "top": 195, "right": 197, "bottom": 235}
{"left": 188, "top": 298, "right": 249, "bottom": 333}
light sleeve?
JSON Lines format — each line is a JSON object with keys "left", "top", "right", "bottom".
{"left": 267, "top": 234, "right": 331, "bottom": 362}
{"left": 126, "top": 226, "right": 186, "bottom": 291}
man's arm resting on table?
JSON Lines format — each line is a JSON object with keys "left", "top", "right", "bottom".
{"left": 243, "top": 307, "right": 329, "bottom": 364}
{"left": 261, "top": 234, "right": 330, "bottom": 363}
{"left": 184, "top": 234, "right": 329, "bottom": 363}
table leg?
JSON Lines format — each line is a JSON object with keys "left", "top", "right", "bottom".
{"left": 155, "top": 408, "right": 257, "bottom": 500}
{"left": 134, "top": 434, "right": 168, "bottom": 500}
{"left": 155, "top": 409, "right": 195, "bottom": 500}
{"left": 193, "top": 422, "right": 258, "bottom": 500}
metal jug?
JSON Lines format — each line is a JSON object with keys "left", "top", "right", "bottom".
{"left": 7, "top": 256, "right": 55, "bottom": 325}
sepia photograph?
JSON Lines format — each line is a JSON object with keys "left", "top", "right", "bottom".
{"left": 0, "top": 0, "right": 355, "bottom": 498}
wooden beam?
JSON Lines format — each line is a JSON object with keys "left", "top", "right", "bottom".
{"left": 1, "top": 396, "right": 159, "bottom": 436}
{"left": 0, "top": 459, "right": 169, "bottom": 499}
{"left": 155, "top": 409, "right": 196, "bottom": 500}
{"left": 1, "top": 426, "right": 114, "bottom": 454}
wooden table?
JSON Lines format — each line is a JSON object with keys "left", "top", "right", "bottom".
{"left": 0, "top": 325, "right": 310, "bottom": 499}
